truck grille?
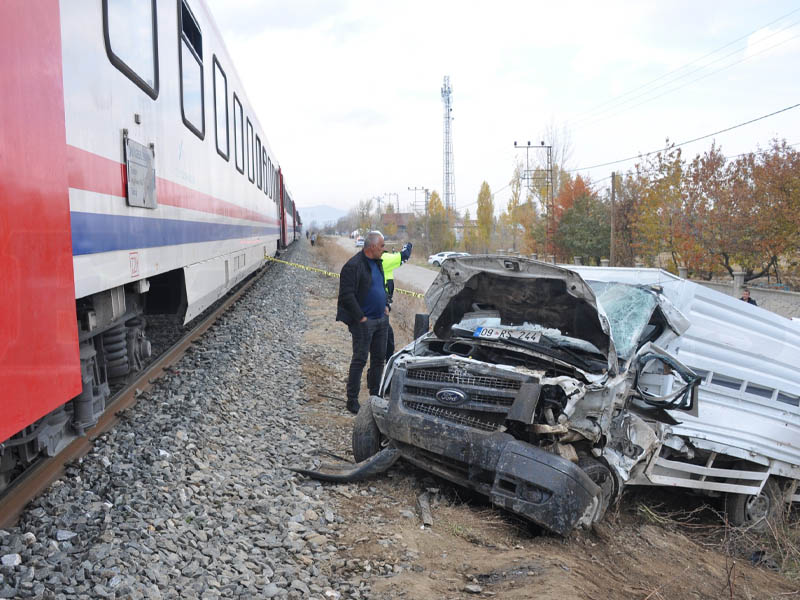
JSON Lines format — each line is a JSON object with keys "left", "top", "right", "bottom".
{"left": 404, "top": 385, "right": 514, "bottom": 408}
{"left": 407, "top": 368, "right": 521, "bottom": 391}
{"left": 399, "top": 364, "right": 529, "bottom": 433}
{"left": 404, "top": 401, "right": 501, "bottom": 432}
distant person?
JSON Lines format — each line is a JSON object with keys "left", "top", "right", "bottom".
{"left": 336, "top": 231, "right": 389, "bottom": 414}
{"left": 740, "top": 287, "right": 757, "bottom": 306}
{"left": 311, "top": 232, "right": 317, "bottom": 246}
{"left": 306, "top": 230, "right": 309, "bottom": 240}
{"left": 380, "top": 242, "right": 413, "bottom": 359}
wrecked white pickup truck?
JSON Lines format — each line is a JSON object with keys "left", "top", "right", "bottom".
{"left": 342, "top": 256, "right": 800, "bottom": 536}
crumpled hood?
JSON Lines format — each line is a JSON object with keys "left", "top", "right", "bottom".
{"left": 425, "top": 255, "right": 615, "bottom": 368}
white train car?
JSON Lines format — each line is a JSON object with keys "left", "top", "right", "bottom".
{"left": 64, "top": 0, "right": 291, "bottom": 322}
{"left": 0, "top": 0, "right": 300, "bottom": 488}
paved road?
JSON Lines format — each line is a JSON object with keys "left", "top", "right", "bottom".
{"left": 334, "top": 237, "right": 437, "bottom": 293}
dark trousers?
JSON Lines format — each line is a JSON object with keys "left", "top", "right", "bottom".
{"left": 347, "top": 315, "right": 389, "bottom": 402}
{"left": 385, "top": 323, "right": 395, "bottom": 361}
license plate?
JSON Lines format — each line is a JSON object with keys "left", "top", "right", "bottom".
{"left": 473, "top": 327, "right": 541, "bottom": 343}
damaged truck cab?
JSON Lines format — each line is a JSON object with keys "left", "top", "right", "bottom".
{"left": 360, "top": 256, "right": 701, "bottom": 535}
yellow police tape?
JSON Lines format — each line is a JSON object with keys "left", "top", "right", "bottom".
{"left": 264, "top": 255, "right": 425, "bottom": 298}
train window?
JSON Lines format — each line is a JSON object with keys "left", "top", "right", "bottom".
{"left": 267, "top": 158, "right": 273, "bottom": 199}
{"left": 213, "top": 57, "right": 229, "bottom": 160}
{"left": 102, "top": 0, "right": 159, "bottom": 99}
{"left": 233, "top": 94, "right": 244, "bottom": 173}
{"left": 267, "top": 156, "right": 274, "bottom": 198}
{"left": 246, "top": 119, "right": 254, "bottom": 183}
{"left": 179, "top": 1, "right": 204, "bottom": 139}
{"left": 261, "top": 147, "right": 269, "bottom": 195}
{"left": 255, "top": 136, "right": 262, "bottom": 190}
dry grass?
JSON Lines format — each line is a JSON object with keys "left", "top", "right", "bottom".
{"left": 637, "top": 500, "right": 800, "bottom": 582}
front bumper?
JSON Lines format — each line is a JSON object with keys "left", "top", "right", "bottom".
{"left": 371, "top": 394, "right": 600, "bottom": 535}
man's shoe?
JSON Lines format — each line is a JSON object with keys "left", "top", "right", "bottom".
{"left": 346, "top": 399, "right": 360, "bottom": 415}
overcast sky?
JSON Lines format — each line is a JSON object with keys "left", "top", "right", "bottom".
{"left": 205, "top": 0, "right": 800, "bottom": 216}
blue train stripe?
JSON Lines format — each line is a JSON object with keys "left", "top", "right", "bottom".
{"left": 70, "top": 212, "right": 280, "bottom": 255}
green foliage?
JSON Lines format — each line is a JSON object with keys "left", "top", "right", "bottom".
{"left": 476, "top": 181, "right": 494, "bottom": 252}
{"left": 554, "top": 194, "right": 610, "bottom": 264}
{"left": 500, "top": 164, "right": 524, "bottom": 251}
{"left": 428, "top": 191, "right": 455, "bottom": 251}
{"left": 463, "top": 209, "right": 481, "bottom": 252}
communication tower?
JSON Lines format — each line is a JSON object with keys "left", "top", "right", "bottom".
{"left": 441, "top": 76, "right": 456, "bottom": 217}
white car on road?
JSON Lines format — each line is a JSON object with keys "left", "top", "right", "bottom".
{"left": 428, "top": 251, "right": 469, "bottom": 267}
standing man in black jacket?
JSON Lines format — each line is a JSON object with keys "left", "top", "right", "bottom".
{"left": 336, "top": 231, "right": 390, "bottom": 414}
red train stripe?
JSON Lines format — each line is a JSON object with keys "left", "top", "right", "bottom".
{"left": 66, "top": 144, "right": 280, "bottom": 225}
{"left": 0, "top": 0, "right": 81, "bottom": 443}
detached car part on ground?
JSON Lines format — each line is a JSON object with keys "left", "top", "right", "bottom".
{"left": 346, "top": 257, "right": 800, "bottom": 536}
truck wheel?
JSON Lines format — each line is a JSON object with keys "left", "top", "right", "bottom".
{"left": 725, "top": 478, "right": 784, "bottom": 531}
{"left": 352, "top": 400, "right": 382, "bottom": 463}
{"left": 578, "top": 457, "right": 615, "bottom": 521}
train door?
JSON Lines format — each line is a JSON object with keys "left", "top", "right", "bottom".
{"left": 278, "top": 168, "right": 287, "bottom": 247}
{"left": 0, "top": 1, "right": 82, "bottom": 443}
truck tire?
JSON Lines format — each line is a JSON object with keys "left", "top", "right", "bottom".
{"left": 352, "top": 400, "right": 382, "bottom": 463}
{"left": 578, "top": 456, "right": 615, "bottom": 522}
{"left": 725, "top": 477, "right": 785, "bottom": 531}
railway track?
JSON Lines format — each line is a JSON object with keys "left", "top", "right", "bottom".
{"left": 0, "top": 257, "right": 280, "bottom": 529}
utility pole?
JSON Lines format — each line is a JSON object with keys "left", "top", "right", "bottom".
{"left": 408, "top": 186, "right": 428, "bottom": 215}
{"left": 610, "top": 172, "right": 616, "bottom": 266}
{"left": 383, "top": 192, "right": 399, "bottom": 212}
{"left": 513, "top": 140, "right": 553, "bottom": 253}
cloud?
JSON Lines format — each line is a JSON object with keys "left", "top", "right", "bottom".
{"left": 206, "top": 0, "right": 348, "bottom": 36}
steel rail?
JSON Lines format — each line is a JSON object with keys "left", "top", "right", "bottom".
{"left": 0, "top": 259, "right": 277, "bottom": 529}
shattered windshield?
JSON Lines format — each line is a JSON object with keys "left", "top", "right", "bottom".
{"left": 587, "top": 282, "right": 657, "bottom": 358}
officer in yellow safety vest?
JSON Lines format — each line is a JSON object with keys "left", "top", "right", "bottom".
{"left": 381, "top": 242, "right": 412, "bottom": 360}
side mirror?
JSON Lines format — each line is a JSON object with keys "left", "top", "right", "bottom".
{"left": 413, "top": 313, "right": 430, "bottom": 340}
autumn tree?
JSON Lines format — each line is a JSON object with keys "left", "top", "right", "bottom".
{"left": 499, "top": 163, "right": 525, "bottom": 251}
{"left": 631, "top": 144, "right": 684, "bottom": 268}
{"left": 611, "top": 173, "right": 643, "bottom": 267}
{"left": 427, "top": 191, "right": 454, "bottom": 251}
{"left": 703, "top": 141, "right": 800, "bottom": 280}
{"left": 383, "top": 220, "right": 398, "bottom": 239}
{"left": 476, "top": 181, "right": 494, "bottom": 252}
{"left": 462, "top": 209, "right": 481, "bottom": 252}
{"left": 356, "top": 198, "right": 375, "bottom": 234}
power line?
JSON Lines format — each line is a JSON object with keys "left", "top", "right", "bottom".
{"left": 572, "top": 28, "right": 800, "bottom": 131}
{"left": 455, "top": 182, "right": 512, "bottom": 212}
{"left": 569, "top": 7, "right": 800, "bottom": 126}
{"left": 568, "top": 101, "right": 800, "bottom": 173}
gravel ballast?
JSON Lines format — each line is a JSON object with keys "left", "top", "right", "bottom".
{"left": 0, "top": 242, "right": 371, "bottom": 599}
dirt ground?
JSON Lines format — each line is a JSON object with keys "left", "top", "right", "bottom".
{"left": 299, "top": 238, "right": 800, "bottom": 600}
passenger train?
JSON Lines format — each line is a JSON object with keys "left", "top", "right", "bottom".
{"left": 0, "top": 0, "right": 301, "bottom": 487}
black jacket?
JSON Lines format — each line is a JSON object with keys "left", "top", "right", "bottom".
{"left": 336, "top": 251, "right": 386, "bottom": 325}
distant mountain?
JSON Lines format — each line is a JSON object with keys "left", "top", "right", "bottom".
{"left": 297, "top": 205, "right": 347, "bottom": 228}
